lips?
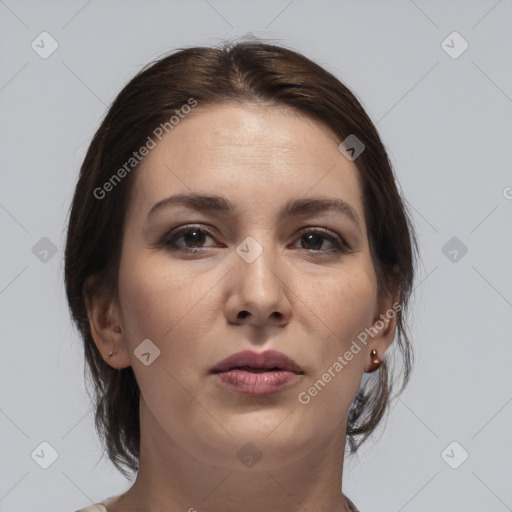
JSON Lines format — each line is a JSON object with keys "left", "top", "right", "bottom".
{"left": 212, "top": 349, "right": 304, "bottom": 375}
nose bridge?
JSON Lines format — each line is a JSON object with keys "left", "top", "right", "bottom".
{"left": 232, "top": 231, "right": 287, "bottom": 320}
{"left": 236, "top": 232, "right": 280, "bottom": 293}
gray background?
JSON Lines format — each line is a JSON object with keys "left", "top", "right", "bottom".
{"left": 1, "top": 1, "right": 511, "bottom": 511}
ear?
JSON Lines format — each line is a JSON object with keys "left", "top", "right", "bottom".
{"left": 84, "top": 281, "right": 131, "bottom": 369}
{"left": 364, "top": 285, "right": 400, "bottom": 372}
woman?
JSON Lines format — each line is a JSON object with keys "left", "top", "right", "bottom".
{"left": 65, "top": 40, "right": 418, "bottom": 512}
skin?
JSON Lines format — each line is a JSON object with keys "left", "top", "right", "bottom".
{"left": 87, "top": 103, "right": 397, "bottom": 512}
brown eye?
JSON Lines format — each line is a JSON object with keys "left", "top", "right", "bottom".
{"left": 163, "top": 226, "right": 217, "bottom": 252}
{"left": 162, "top": 225, "right": 349, "bottom": 255}
{"left": 294, "top": 229, "right": 349, "bottom": 253}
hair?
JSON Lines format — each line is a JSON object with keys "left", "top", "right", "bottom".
{"left": 64, "top": 40, "right": 419, "bottom": 478}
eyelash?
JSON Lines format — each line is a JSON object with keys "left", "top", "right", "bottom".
{"left": 161, "top": 224, "right": 351, "bottom": 255}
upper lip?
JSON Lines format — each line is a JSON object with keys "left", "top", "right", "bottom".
{"left": 212, "top": 350, "right": 304, "bottom": 374}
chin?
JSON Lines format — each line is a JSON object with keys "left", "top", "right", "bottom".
{"left": 192, "top": 420, "right": 318, "bottom": 471}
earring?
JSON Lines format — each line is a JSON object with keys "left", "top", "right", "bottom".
{"left": 367, "top": 349, "right": 381, "bottom": 373}
{"left": 108, "top": 351, "right": 113, "bottom": 358}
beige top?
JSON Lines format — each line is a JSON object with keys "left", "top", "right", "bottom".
{"left": 75, "top": 505, "right": 108, "bottom": 512}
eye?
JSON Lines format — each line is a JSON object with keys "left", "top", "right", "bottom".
{"left": 293, "top": 228, "right": 350, "bottom": 253}
{"left": 162, "top": 225, "right": 218, "bottom": 252}
{"left": 161, "top": 225, "right": 351, "bottom": 255}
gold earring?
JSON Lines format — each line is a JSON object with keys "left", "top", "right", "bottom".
{"left": 367, "top": 349, "right": 381, "bottom": 373}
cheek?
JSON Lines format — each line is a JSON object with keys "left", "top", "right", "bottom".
{"left": 118, "top": 265, "right": 175, "bottom": 344}
{"left": 116, "top": 251, "right": 214, "bottom": 416}
{"left": 117, "top": 249, "right": 227, "bottom": 380}
{"left": 118, "top": 249, "right": 200, "bottom": 340}
{"left": 336, "top": 269, "right": 376, "bottom": 341}
{"left": 306, "top": 260, "right": 377, "bottom": 347}
{"left": 299, "top": 261, "right": 377, "bottom": 403}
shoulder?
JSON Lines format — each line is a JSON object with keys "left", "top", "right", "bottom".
{"left": 344, "top": 494, "right": 362, "bottom": 512}
{"left": 74, "top": 505, "right": 108, "bottom": 512}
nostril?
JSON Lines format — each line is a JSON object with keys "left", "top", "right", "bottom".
{"left": 238, "top": 311, "right": 250, "bottom": 319}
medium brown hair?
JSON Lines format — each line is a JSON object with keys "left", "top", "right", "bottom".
{"left": 64, "top": 40, "right": 418, "bottom": 478}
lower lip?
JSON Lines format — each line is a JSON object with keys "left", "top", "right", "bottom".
{"left": 214, "top": 369, "right": 302, "bottom": 395}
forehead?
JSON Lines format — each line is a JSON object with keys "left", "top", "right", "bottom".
{"left": 128, "top": 103, "right": 365, "bottom": 224}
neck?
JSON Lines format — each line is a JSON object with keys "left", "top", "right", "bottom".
{"left": 108, "top": 399, "right": 352, "bottom": 512}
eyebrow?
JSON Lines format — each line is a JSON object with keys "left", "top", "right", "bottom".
{"left": 147, "top": 193, "right": 362, "bottom": 233}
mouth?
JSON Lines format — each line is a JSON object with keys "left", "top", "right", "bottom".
{"left": 221, "top": 366, "right": 285, "bottom": 373}
{"left": 211, "top": 349, "right": 305, "bottom": 375}
{"left": 211, "top": 350, "right": 304, "bottom": 395}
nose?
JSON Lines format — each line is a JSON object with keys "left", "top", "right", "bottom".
{"left": 225, "top": 238, "right": 292, "bottom": 328}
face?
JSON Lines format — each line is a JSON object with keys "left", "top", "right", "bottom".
{"left": 93, "top": 103, "right": 395, "bottom": 471}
